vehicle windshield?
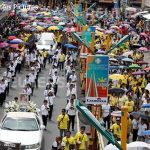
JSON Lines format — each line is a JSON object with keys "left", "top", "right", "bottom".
{"left": 2, "top": 117, "right": 39, "bottom": 131}
{"left": 38, "top": 40, "right": 55, "bottom": 45}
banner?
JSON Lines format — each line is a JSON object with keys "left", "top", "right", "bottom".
{"left": 86, "top": 55, "right": 109, "bottom": 104}
{"left": 0, "top": 141, "right": 21, "bottom": 150}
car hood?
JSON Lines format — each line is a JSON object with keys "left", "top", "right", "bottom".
{"left": 0, "top": 129, "right": 42, "bottom": 145}
{"left": 36, "top": 44, "right": 50, "bottom": 50}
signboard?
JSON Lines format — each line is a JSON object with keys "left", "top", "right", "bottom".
{"left": 0, "top": 141, "right": 21, "bottom": 150}
{"left": 86, "top": 55, "right": 109, "bottom": 104}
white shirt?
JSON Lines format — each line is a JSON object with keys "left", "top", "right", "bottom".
{"left": 25, "top": 53, "right": 30, "bottom": 61}
{"left": 0, "top": 83, "right": 6, "bottom": 93}
{"left": 3, "top": 71, "right": 12, "bottom": 82}
{"left": 45, "top": 96, "right": 55, "bottom": 105}
{"left": 9, "top": 52, "right": 14, "bottom": 61}
{"left": 29, "top": 73, "right": 36, "bottom": 83}
{"left": 26, "top": 87, "right": 32, "bottom": 95}
{"left": 41, "top": 104, "right": 49, "bottom": 116}
{"left": 138, "top": 123, "right": 147, "bottom": 136}
{"left": 23, "top": 78, "right": 32, "bottom": 87}
{"left": 30, "top": 53, "right": 35, "bottom": 62}
{"left": 66, "top": 88, "right": 76, "bottom": 97}
{"left": 102, "top": 104, "right": 110, "bottom": 118}
{"left": 9, "top": 65, "right": 15, "bottom": 76}
{"left": 69, "top": 74, "right": 77, "bottom": 82}
{"left": 66, "top": 102, "right": 76, "bottom": 116}
{"left": 49, "top": 68, "right": 58, "bottom": 77}
{"left": 53, "top": 75, "right": 59, "bottom": 85}
{"left": 132, "top": 119, "right": 139, "bottom": 130}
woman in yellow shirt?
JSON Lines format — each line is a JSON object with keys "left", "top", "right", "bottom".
{"left": 109, "top": 93, "right": 118, "bottom": 111}
{"left": 125, "top": 96, "right": 134, "bottom": 113}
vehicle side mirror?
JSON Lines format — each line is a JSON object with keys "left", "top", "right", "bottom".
{"left": 40, "top": 125, "right": 45, "bottom": 130}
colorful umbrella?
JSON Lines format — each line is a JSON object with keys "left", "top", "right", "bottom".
{"left": 132, "top": 71, "right": 145, "bottom": 75}
{"left": 141, "top": 130, "right": 150, "bottom": 136}
{"left": 10, "top": 44, "right": 18, "bottom": 49}
{"left": 48, "top": 26, "right": 59, "bottom": 31}
{"left": 136, "top": 61, "right": 148, "bottom": 65}
{"left": 58, "top": 22, "right": 66, "bottom": 26}
{"left": 7, "top": 36, "right": 17, "bottom": 40}
{"left": 0, "top": 42, "right": 9, "bottom": 48}
{"left": 145, "top": 83, "right": 150, "bottom": 91}
{"left": 129, "top": 64, "right": 141, "bottom": 69}
{"left": 122, "top": 51, "right": 133, "bottom": 57}
{"left": 144, "top": 67, "right": 150, "bottom": 71}
{"left": 140, "top": 32, "right": 147, "bottom": 37}
{"left": 138, "top": 47, "right": 149, "bottom": 52}
{"left": 142, "top": 104, "right": 150, "bottom": 108}
{"left": 122, "top": 58, "right": 134, "bottom": 62}
{"left": 109, "top": 58, "right": 118, "bottom": 62}
{"left": 10, "top": 39, "right": 23, "bottom": 44}
{"left": 36, "top": 26, "right": 44, "bottom": 31}
{"left": 109, "top": 74, "right": 125, "bottom": 80}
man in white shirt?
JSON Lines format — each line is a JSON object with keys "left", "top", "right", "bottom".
{"left": 45, "top": 91, "right": 55, "bottom": 120}
{"left": 23, "top": 75, "right": 31, "bottom": 87}
{"left": 0, "top": 79, "right": 7, "bottom": 106}
{"left": 69, "top": 70, "right": 77, "bottom": 83}
{"left": 29, "top": 70, "right": 36, "bottom": 95}
{"left": 40, "top": 100, "right": 49, "bottom": 129}
{"left": 138, "top": 119, "right": 147, "bottom": 140}
{"left": 53, "top": 71, "right": 59, "bottom": 96}
{"left": 132, "top": 117, "right": 139, "bottom": 141}
{"left": 66, "top": 98, "right": 76, "bottom": 131}
{"left": 102, "top": 104, "right": 111, "bottom": 129}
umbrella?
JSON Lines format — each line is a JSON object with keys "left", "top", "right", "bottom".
{"left": 104, "top": 143, "right": 119, "bottom": 150}
{"left": 10, "top": 39, "right": 23, "bottom": 44}
{"left": 48, "top": 26, "right": 59, "bottom": 31}
{"left": 127, "top": 142, "right": 150, "bottom": 150}
{"left": 122, "top": 58, "right": 134, "bottom": 62}
{"left": 145, "top": 83, "right": 150, "bottom": 91}
{"left": 138, "top": 47, "right": 149, "bottom": 52}
{"left": 109, "top": 74, "right": 125, "bottom": 80}
{"left": 109, "top": 66, "right": 120, "bottom": 70}
{"left": 136, "top": 61, "right": 148, "bottom": 65}
{"left": 131, "top": 44, "right": 141, "bottom": 48}
{"left": 122, "top": 51, "right": 133, "bottom": 57}
{"left": 110, "top": 25, "right": 119, "bottom": 30}
{"left": 129, "top": 64, "right": 141, "bottom": 69}
{"left": 0, "top": 42, "right": 9, "bottom": 48}
{"left": 109, "top": 88, "right": 125, "bottom": 94}
{"left": 144, "top": 67, "right": 150, "bottom": 71}
{"left": 7, "top": 36, "right": 17, "bottom": 40}
{"left": 58, "top": 22, "right": 66, "bottom": 26}
{"left": 111, "top": 111, "right": 121, "bottom": 117}
{"left": 140, "top": 32, "right": 147, "bottom": 37}
{"left": 36, "top": 26, "right": 44, "bottom": 31}
{"left": 19, "top": 22, "right": 28, "bottom": 26}
{"left": 64, "top": 44, "right": 77, "bottom": 49}
{"left": 132, "top": 71, "right": 145, "bottom": 75}
{"left": 141, "top": 130, "right": 150, "bottom": 136}
{"left": 96, "top": 49, "right": 106, "bottom": 54}
{"left": 130, "top": 112, "right": 148, "bottom": 119}
{"left": 142, "top": 104, "right": 150, "bottom": 108}
{"left": 109, "top": 58, "right": 118, "bottom": 62}
{"left": 10, "top": 44, "right": 18, "bottom": 49}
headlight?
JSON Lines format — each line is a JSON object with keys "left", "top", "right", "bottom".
{"left": 25, "top": 142, "right": 40, "bottom": 149}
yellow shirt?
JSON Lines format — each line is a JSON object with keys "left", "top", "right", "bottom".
{"left": 125, "top": 100, "right": 134, "bottom": 112}
{"left": 42, "top": 51, "right": 48, "bottom": 58}
{"left": 59, "top": 53, "right": 65, "bottom": 62}
{"left": 109, "top": 96, "right": 118, "bottom": 107}
{"left": 57, "top": 114, "right": 69, "bottom": 129}
{"left": 110, "top": 123, "right": 121, "bottom": 138}
{"left": 74, "top": 132, "right": 88, "bottom": 150}
{"left": 63, "top": 136, "right": 75, "bottom": 150}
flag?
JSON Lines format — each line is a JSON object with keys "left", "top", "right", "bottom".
{"left": 82, "top": 27, "right": 92, "bottom": 46}
{"left": 106, "top": 35, "right": 129, "bottom": 54}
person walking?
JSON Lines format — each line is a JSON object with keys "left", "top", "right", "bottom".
{"left": 62, "top": 130, "right": 75, "bottom": 150}
{"left": 53, "top": 71, "right": 59, "bottom": 96}
{"left": 45, "top": 91, "right": 55, "bottom": 120}
{"left": 66, "top": 98, "right": 76, "bottom": 131}
{"left": 41, "top": 100, "right": 49, "bottom": 130}
{"left": 58, "top": 51, "right": 65, "bottom": 71}
{"left": 74, "top": 126, "right": 88, "bottom": 150}
{"left": 57, "top": 109, "right": 69, "bottom": 138}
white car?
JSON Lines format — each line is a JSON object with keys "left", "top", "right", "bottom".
{"left": 0, "top": 112, "right": 45, "bottom": 150}
{"left": 36, "top": 32, "right": 57, "bottom": 51}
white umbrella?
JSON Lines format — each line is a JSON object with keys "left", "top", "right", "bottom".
{"left": 127, "top": 141, "right": 150, "bottom": 150}
{"left": 104, "top": 143, "right": 120, "bottom": 150}
{"left": 145, "top": 83, "right": 150, "bottom": 91}
{"left": 122, "top": 51, "right": 133, "bottom": 57}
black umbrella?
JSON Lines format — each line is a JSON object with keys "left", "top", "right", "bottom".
{"left": 108, "top": 88, "right": 125, "bottom": 94}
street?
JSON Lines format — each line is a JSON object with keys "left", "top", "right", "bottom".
{"left": 0, "top": 64, "right": 76, "bottom": 150}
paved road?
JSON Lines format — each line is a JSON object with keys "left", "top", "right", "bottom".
{"left": 0, "top": 63, "right": 76, "bottom": 150}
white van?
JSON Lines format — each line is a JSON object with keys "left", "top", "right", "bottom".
{"left": 36, "top": 32, "right": 57, "bottom": 51}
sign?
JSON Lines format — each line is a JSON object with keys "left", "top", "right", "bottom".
{"left": 0, "top": 141, "right": 21, "bottom": 150}
{"left": 19, "top": 93, "right": 29, "bottom": 106}
{"left": 86, "top": 55, "right": 109, "bottom": 104}
{"left": 75, "top": 100, "right": 122, "bottom": 150}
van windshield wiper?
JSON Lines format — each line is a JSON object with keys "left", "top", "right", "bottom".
{"left": 2, "top": 127, "right": 13, "bottom": 130}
